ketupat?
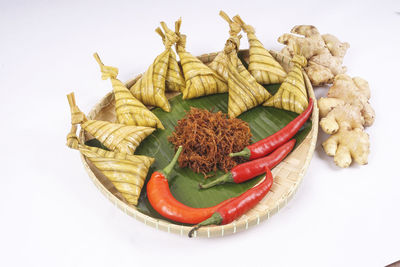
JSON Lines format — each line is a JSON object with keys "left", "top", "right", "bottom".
{"left": 207, "top": 11, "right": 270, "bottom": 118}
{"left": 268, "top": 50, "right": 294, "bottom": 74}
{"left": 208, "top": 11, "right": 265, "bottom": 87}
{"left": 155, "top": 24, "right": 185, "bottom": 92}
{"left": 318, "top": 74, "right": 374, "bottom": 167}
{"left": 227, "top": 54, "right": 271, "bottom": 118}
{"left": 278, "top": 25, "right": 350, "bottom": 86}
{"left": 233, "top": 15, "right": 287, "bottom": 85}
{"left": 93, "top": 53, "right": 164, "bottom": 129}
{"left": 129, "top": 23, "right": 179, "bottom": 112}
{"left": 67, "top": 92, "right": 155, "bottom": 155}
{"left": 66, "top": 125, "right": 154, "bottom": 206}
{"left": 174, "top": 18, "right": 228, "bottom": 99}
{"left": 263, "top": 51, "right": 309, "bottom": 114}
{"left": 208, "top": 11, "right": 242, "bottom": 81}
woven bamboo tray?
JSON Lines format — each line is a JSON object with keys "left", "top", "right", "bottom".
{"left": 79, "top": 49, "right": 319, "bottom": 238}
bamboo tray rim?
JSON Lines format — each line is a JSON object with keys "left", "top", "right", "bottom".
{"left": 79, "top": 49, "right": 319, "bottom": 238}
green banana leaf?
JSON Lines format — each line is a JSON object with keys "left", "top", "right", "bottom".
{"left": 84, "top": 139, "right": 110, "bottom": 151}
{"left": 86, "top": 85, "right": 311, "bottom": 224}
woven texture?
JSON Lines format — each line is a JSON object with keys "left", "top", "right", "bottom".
{"left": 79, "top": 49, "right": 319, "bottom": 238}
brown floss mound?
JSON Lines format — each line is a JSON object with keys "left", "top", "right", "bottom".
{"left": 168, "top": 107, "right": 252, "bottom": 177}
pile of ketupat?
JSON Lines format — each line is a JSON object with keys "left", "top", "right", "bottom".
{"left": 274, "top": 24, "right": 375, "bottom": 167}
{"left": 64, "top": 21, "right": 185, "bottom": 207}
{"left": 66, "top": 11, "right": 314, "bottom": 206}
{"left": 66, "top": 12, "right": 374, "bottom": 210}
{"left": 165, "top": 11, "right": 310, "bottom": 173}
{"left": 66, "top": 91, "right": 155, "bottom": 206}
{"left": 172, "top": 11, "right": 309, "bottom": 115}
{"left": 168, "top": 108, "right": 252, "bottom": 176}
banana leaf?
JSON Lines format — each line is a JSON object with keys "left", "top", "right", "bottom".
{"left": 85, "top": 84, "right": 311, "bottom": 224}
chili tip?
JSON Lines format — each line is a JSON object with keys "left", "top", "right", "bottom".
{"left": 188, "top": 212, "right": 223, "bottom": 238}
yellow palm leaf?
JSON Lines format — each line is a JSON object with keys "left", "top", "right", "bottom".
{"left": 263, "top": 54, "right": 309, "bottom": 113}
{"left": 155, "top": 26, "right": 185, "bottom": 92}
{"left": 174, "top": 18, "right": 227, "bottom": 99}
{"left": 66, "top": 126, "right": 154, "bottom": 206}
{"left": 233, "top": 15, "right": 287, "bottom": 84}
{"left": 93, "top": 53, "right": 164, "bottom": 129}
{"left": 67, "top": 92, "right": 155, "bottom": 155}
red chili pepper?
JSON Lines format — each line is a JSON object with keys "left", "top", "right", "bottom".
{"left": 147, "top": 146, "right": 235, "bottom": 224}
{"left": 189, "top": 167, "right": 274, "bottom": 237}
{"left": 199, "top": 139, "right": 295, "bottom": 189}
{"left": 230, "top": 98, "right": 313, "bottom": 160}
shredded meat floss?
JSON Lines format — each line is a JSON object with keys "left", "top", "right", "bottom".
{"left": 168, "top": 108, "right": 252, "bottom": 177}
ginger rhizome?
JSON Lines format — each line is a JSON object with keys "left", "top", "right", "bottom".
{"left": 277, "top": 25, "right": 349, "bottom": 86}
{"left": 318, "top": 74, "right": 375, "bottom": 167}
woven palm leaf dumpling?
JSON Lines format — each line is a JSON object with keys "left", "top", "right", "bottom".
{"left": 66, "top": 125, "right": 154, "bottom": 206}
{"left": 263, "top": 50, "right": 309, "bottom": 114}
{"left": 233, "top": 14, "right": 287, "bottom": 85}
{"left": 129, "top": 22, "right": 180, "bottom": 112}
{"left": 208, "top": 10, "right": 268, "bottom": 87}
{"left": 67, "top": 92, "right": 155, "bottom": 155}
{"left": 155, "top": 25, "right": 185, "bottom": 92}
{"left": 93, "top": 53, "right": 164, "bottom": 129}
{"left": 226, "top": 46, "right": 271, "bottom": 118}
{"left": 206, "top": 11, "right": 271, "bottom": 118}
{"left": 208, "top": 10, "right": 243, "bottom": 81}
{"left": 208, "top": 11, "right": 266, "bottom": 87}
{"left": 173, "top": 18, "right": 228, "bottom": 99}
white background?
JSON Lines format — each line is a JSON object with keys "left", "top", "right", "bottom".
{"left": 1, "top": 0, "right": 399, "bottom": 266}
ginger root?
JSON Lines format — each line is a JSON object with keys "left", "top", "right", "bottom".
{"left": 318, "top": 74, "right": 375, "bottom": 167}
{"left": 320, "top": 75, "right": 375, "bottom": 126}
{"left": 323, "top": 128, "right": 370, "bottom": 168}
{"left": 278, "top": 25, "right": 349, "bottom": 86}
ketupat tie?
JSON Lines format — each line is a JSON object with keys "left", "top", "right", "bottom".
{"left": 66, "top": 125, "right": 154, "bottom": 206}
{"left": 174, "top": 18, "right": 228, "bottom": 99}
{"left": 93, "top": 53, "right": 164, "bottom": 129}
{"left": 155, "top": 25, "right": 185, "bottom": 92}
{"left": 129, "top": 24, "right": 178, "bottom": 112}
{"left": 67, "top": 92, "right": 155, "bottom": 155}
{"left": 233, "top": 15, "right": 287, "bottom": 85}
{"left": 263, "top": 48, "right": 309, "bottom": 114}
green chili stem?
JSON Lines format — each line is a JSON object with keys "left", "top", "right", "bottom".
{"left": 162, "top": 146, "right": 183, "bottom": 180}
{"left": 188, "top": 212, "right": 223, "bottom": 238}
{"left": 229, "top": 147, "right": 250, "bottom": 159}
{"left": 199, "top": 172, "right": 234, "bottom": 189}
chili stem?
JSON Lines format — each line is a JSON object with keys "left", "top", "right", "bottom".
{"left": 229, "top": 147, "right": 250, "bottom": 159}
{"left": 162, "top": 146, "right": 183, "bottom": 179}
{"left": 188, "top": 212, "right": 223, "bottom": 238}
{"left": 199, "top": 172, "right": 233, "bottom": 189}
